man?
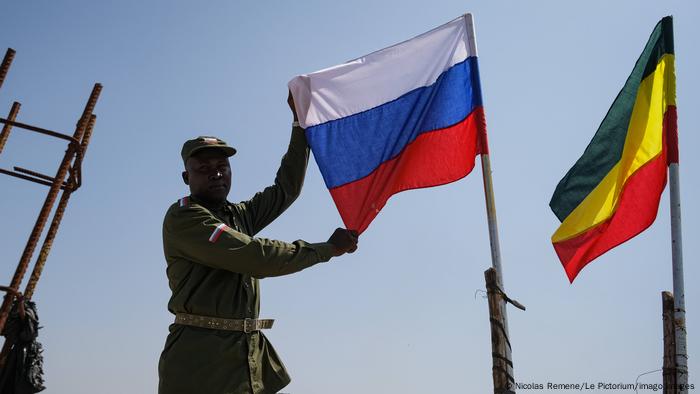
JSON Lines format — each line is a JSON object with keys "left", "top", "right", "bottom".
{"left": 158, "top": 94, "right": 358, "bottom": 394}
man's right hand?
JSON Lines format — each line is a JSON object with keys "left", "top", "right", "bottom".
{"left": 328, "top": 228, "right": 359, "bottom": 257}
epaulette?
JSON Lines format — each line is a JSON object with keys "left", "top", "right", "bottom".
{"left": 178, "top": 196, "right": 191, "bottom": 208}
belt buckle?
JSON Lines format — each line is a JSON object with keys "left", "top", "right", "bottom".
{"left": 243, "top": 318, "right": 254, "bottom": 333}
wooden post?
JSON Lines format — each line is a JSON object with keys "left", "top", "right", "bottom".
{"left": 663, "top": 291, "right": 677, "bottom": 394}
{"left": 485, "top": 268, "right": 515, "bottom": 394}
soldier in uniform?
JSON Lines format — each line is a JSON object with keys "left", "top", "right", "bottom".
{"left": 158, "top": 94, "right": 359, "bottom": 394}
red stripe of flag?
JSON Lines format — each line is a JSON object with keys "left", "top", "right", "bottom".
{"left": 330, "top": 107, "right": 484, "bottom": 234}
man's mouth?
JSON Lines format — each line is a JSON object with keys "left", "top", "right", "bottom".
{"left": 209, "top": 184, "right": 227, "bottom": 191}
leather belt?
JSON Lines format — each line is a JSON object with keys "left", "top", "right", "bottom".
{"left": 175, "top": 313, "right": 274, "bottom": 333}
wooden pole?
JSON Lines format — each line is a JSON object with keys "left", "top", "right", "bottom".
{"left": 663, "top": 291, "right": 677, "bottom": 394}
{"left": 485, "top": 268, "right": 515, "bottom": 394}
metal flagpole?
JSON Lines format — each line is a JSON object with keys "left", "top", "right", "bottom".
{"left": 666, "top": 17, "right": 687, "bottom": 386}
{"left": 669, "top": 160, "right": 688, "bottom": 390}
{"left": 464, "top": 13, "right": 515, "bottom": 388}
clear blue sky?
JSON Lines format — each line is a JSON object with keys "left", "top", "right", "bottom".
{"left": 1, "top": 1, "right": 698, "bottom": 393}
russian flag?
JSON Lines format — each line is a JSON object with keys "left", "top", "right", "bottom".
{"left": 289, "top": 15, "right": 487, "bottom": 234}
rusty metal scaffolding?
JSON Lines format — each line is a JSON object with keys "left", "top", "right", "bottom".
{"left": 0, "top": 48, "right": 102, "bottom": 367}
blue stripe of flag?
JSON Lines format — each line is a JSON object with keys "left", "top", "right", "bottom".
{"left": 306, "top": 56, "right": 483, "bottom": 189}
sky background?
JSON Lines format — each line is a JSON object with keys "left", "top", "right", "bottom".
{"left": 0, "top": 1, "right": 698, "bottom": 393}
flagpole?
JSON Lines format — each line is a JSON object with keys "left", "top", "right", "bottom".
{"left": 464, "top": 13, "right": 514, "bottom": 386}
{"left": 669, "top": 160, "right": 688, "bottom": 389}
{"left": 666, "top": 16, "right": 687, "bottom": 388}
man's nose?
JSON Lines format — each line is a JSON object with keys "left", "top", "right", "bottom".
{"left": 209, "top": 170, "right": 223, "bottom": 180}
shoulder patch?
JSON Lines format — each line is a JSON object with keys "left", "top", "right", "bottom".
{"left": 208, "top": 223, "right": 229, "bottom": 243}
{"left": 178, "top": 196, "right": 190, "bottom": 207}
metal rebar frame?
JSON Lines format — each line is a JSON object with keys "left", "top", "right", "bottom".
{"left": 24, "top": 115, "right": 97, "bottom": 300}
{"left": 0, "top": 47, "right": 102, "bottom": 367}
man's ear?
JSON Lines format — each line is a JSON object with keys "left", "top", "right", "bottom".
{"left": 182, "top": 171, "right": 189, "bottom": 185}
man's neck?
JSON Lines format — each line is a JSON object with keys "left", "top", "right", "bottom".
{"left": 191, "top": 194, "right": 227, "bottom": 211}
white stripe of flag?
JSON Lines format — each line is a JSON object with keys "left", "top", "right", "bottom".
{"left": 288, "top": 15, "right": 473, "bottom": 129}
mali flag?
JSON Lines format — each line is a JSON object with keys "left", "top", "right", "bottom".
{"left": 549, "top": 16, "right": 677, "bottom": 282}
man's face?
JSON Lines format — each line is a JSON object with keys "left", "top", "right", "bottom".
{"left": 183, "top": 149, "right": 232, "bottom": 204}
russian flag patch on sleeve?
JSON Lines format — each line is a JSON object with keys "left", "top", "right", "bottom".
{"left": 208, "top": 223, "right": 229, "bottom": 243}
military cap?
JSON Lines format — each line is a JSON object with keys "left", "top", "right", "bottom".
{"left": 181, "top": 136, "right": 237, "bottom": 164}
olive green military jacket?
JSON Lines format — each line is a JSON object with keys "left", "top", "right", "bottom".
{"left": 159, "top": 128, "right": 335, "bottom": 394}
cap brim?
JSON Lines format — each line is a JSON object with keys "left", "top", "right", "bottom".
{"left": 188, "top": 145, "right": 237, "bottom": 159}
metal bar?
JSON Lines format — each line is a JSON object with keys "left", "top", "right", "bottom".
{"left": 464, "top": 13, "right": 515, "bottom": 385}
{"left": 0, "top": 118, "right": 76, "bottom": 142}
{"left": 0, "top": 48, "right": 15, "bottom": 90}
{"left": 14, "top": 166, "right": 60, "bottom": 183}
{"left": 25, "top": 115, "right": 96, "bottom": 300}
{"left": 669, "top": 162, "right": 688, "bottom": 391}
{"left": 480, "top": 154, "right": 506, "bottom": 286}
{"left": 0, "top": 168, "right": 66, "bottom": 188}
{"left": 0, "top": 102, "right": 21, "bottom": 155}
{"left": 0, "top": 83, "right": 101, "bottom": 335}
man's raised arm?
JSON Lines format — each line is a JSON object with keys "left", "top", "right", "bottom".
{"left": 238, "top": 92, "right": 310, "bottom": 235}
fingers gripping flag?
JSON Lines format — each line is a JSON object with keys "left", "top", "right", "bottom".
{"left": 289, "top": 15, "right": 487, "bottom": 234}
